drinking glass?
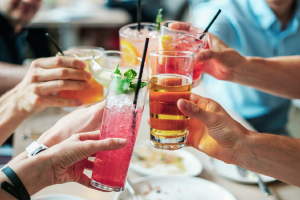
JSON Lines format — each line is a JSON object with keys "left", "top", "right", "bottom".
{"left": 57, "top": 47, "right": 105, "bottom": 112}
{"left": 160, "top": 21, "right": 209, "bottom": 87}
{"left": 119, "top": 22, "right": 159, "bottom": 67}
{"left": 89, "top": 50, "right": 148, "bottom": 89}
{"left": 149, "top": 50, "right": 194, "bottom": 150}
{"left": 91, "top": 73, "right": 148, "bottom": 192}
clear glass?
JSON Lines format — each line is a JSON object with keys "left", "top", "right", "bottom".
{"left": 119, "top": 22, "right": 159, "bottom": 67}
{"left": 149, "top": 51, "right": 194, "bottom": 150}
{"left": 56, "top": 47, "right": 105, "bottom": 112}
{"left": 160, "top": 21, "right": 209, "bottom": 87}
{"left": 89, "top": 50, "right": 148, "bottom": 88}
{"left": 91, "top": 73, "right": 148, "bottom": 192}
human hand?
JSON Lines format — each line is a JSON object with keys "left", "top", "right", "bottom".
{"left": 14, "top": 57, "right": 91, "bottom": 115}
{"left": 7, "top": 131, "right": 127, "bottom": 196}
{"left": 37, "top": 100, "right": 106, "bottom": 147}
{"left": 177, "top": 93, "right": 249, "bottom": 164}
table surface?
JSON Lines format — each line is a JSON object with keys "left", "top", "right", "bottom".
{"left": 13, "top": 86, "right": 300, "bottom": 200}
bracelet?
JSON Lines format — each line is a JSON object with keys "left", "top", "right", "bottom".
{"left": 1, "top": 181, "right": 22, "bottom": 200}
{"left": 1, "top": 166, "right": 30, "bottom": 200}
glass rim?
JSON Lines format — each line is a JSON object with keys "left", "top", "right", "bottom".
{"left": 119, "top": 22, "right": 158, "bottom": 38}
{"left": 67, "top": 46, "right": 105, "bottom": 52}
{"left": 149, "top": 50, "right": 195, "bottom": 58}
{"left": 91, "top": 50, "right": 147, "bottom": 80}
{"left": 161, "top": 20, "right": 206, "bottom": 36}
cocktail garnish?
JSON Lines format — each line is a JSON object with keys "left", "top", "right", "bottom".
{"left": 113, "top": 64, "right": 147, "bottom": 94}
{"left": 156, "top": 8, "right": 163, "bottom": 31}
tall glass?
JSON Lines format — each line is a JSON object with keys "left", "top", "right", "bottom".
{"left": 119, "top": 22, "right": 159, "bottom": 67}
{"left": 57, "top": 47, "right": 105, "bottom": 112}
{"left": 160, "top": 21, "right": 209, "bottom": 87}
{"left": 149, "top": 51, "right": 194, "bottom": 150}
{"left": 89, "top": 51, "right": 148, "bottom": 88}
{"left": 91, "top": 73, "right": 148, "bottom": 192}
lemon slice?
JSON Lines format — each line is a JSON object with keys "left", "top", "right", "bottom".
{"left": 160, "top": 35, "right": 174, "bottom": 51}
{"left": 120, "top": 40, "right": 138, "bottom": 65}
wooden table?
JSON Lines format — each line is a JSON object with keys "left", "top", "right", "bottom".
{"left": 13, "top": 87, "right": 300, "bottom": 200}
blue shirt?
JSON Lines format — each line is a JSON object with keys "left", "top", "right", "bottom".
{"left": 193, "top": 0, "right": 300, "bottom": 132}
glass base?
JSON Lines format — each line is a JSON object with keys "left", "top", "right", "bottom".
{"left": 91, "top": 179, "right": 124, "bottom": 192}
{"left": 150, "top": 134, "right": 187, "bottom": 150}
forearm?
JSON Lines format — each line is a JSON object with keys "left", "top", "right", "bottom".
{"left": 0, "top": 153, "right": 52, "bottom": 198}
{"left": 0, "top": 62, "right": 28, "bottom": 95}
{"left": 235, "top": 131, "right": 300, "bottom": 187}
{"left": 233, "top": 56, "right": 300, "bottom": 99}
{"left": 0, "top": 98, "right": 29, "bottom": 145}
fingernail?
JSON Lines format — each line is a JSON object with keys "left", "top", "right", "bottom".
{"left": 76, "top": 99, "right": 83, "bottom": 105}
{"left": 180, "top": 100, "right": 189, "bottom": 111}
{"left": 86, "top": 83, "right": 90, "bottom": 89}
{"left": 86, "top": 72, "right": 91, "bottom": 79}
{"left": 119, "top": 139, "right": 127, "bottom": 146}
{"left": 80, "top": 62, "right": 86, "bottom": 69}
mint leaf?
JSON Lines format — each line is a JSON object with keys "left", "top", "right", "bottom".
{"left": 124, "top": 69, "right": 137, "bottom": 79}
{"left": 130, "top": 81, "right": 148, "bottom": 91}
{"left": 114, "top": 63, "right": 121, "bottom": 75}
{"left": 156, "top": 8, "right": 163, "bottom": 31}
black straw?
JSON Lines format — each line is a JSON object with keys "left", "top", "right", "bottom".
{"left": 45, "top": 33, "right": 64, "bottom": 56}
{"left": 133, "top": 38, "right": 149, "bottom": 106}
{"left": 137, "top": 0, "right": 141, "bottom": 31}
{"left": 200, "top": 9, "right": 221, "bottom": 39}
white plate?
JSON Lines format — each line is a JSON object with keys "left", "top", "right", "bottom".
{"left": 115, "top": 176, "right": 237, "bottom": 200}
{"left": 206, "top": 156, "right": 276, "bottom": 184}
{"left": 32, "top": 194, "right": 86, "bottom": 200}
{"left": 130, "top": 140, "right": 203, "bottom": 176}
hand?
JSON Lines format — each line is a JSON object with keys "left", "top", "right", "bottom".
{"left": 14, "top": 57, "right": 91, "bottom": 115}
{"left": 177, "top": 93, "right": 249, "bottom": 164}
{"left": 37, "top": 100, "right": 106, "bottom": 147}
{"left": 195, "top": 33, "right": 246, "bottom": 81}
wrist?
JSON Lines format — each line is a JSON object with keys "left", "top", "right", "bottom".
{"left": 37, "top": 128, "right": 62, "bottom": 148}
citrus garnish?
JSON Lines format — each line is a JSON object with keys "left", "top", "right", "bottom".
{"left": 120, "top": 40, "right": 138, "bottom": 65}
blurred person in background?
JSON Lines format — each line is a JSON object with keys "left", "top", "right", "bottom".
{"left": 0, "top": 0, "right": 51, "bottom": 96}
{"left": 192, "top": 0, "right": 300, "bottom": 135}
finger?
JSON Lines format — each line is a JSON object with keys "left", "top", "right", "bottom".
{"left": 35, "top": 68, "right": 91, "bottom": 82}
{"left": 177, "top": 99, "right": 220, "bottom": 126}
{"left": 195, "top": 49, "right": 218, "bottom": 63}
{"left": 32, "top": 57, "right": 86, "bottom": 70}
{"left": 77, "top": 131, "right": 100, "bottom": 141}
{"left": 168, "top": 22, "right": 191, "bottom": 31}
{"left": 84, "top": 160, "right": 94, "bottom": 170}
{"left": 40, "top": 96, "right": 83, "bottom": 107}
{"left": 33, "top": 80, "right": 90, "bottom": 95}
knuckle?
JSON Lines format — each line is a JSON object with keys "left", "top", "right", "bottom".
{"left": 58, "top": 80, "right": 68, "bottom": 88}
{"left": 31, "top": 59, "right": 39, "bottom": 68}
{"left": 53, "top": 57, "right": 63, "bottom": 66}
{"left": 55, "top": 98, "right": 65, "bottom": 107}
{"left": 33, "top": 95, "right": 43, "bottom": 106}
{"left": 59, "top": 68, "right": 69, "bottom": 77}
{"left": 31, "top": 83, "right": 40, "bottom": 94}
{"left": 102, "top": 139, "right": 115, "bottom": 150}
{"left": 192, "top": 103, "right": 202, "bottom": 116}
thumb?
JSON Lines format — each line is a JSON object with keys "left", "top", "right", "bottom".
{"left": 195, "top": 49, "right": 221, "bottom": 63}
{"left": 177, "top": 99, "right": 217, "bottom": 126}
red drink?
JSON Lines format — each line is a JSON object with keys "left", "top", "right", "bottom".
{"left": 91, "top": 106, "right": 142, "bottom": 189}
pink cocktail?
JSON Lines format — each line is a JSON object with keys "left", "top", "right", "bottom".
{"left": 160, "top": 21, "right": 209, "bottom": 87}
{"left": 91, "top": 72, "right": 148, "bottom": 192}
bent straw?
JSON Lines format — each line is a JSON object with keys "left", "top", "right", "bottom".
{"left": 45, "top": 33, "right": 64, "bottom": 56}
{"left": 199, "top": 9, "right": 221, "bottom": 39}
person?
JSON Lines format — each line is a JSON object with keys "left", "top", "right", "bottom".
{"left": 0, "top": 56, "right": 91, "bottom": 145}
{"left": 191, "top": 0, "right": 300, "bottom": 135}
{"left": 0, "top": 0, "right": 50, "bottom": 95}
{"left": 175, "top": 32, "right": 300, "bottom": 187}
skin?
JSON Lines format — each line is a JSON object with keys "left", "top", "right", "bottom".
{"left": 0, "top": 56, "right": 91, "bottom": 145}
{"left": 0, "top": 131, "right": 128, "bottom": 199}
{"left": 177, "top": 94, "right": 300, "bottom": 187}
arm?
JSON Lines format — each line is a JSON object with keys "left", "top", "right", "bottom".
{"left": 196, "top": 34, "right": 300, "bottom": 99}
{"left": 0, "top": 132, "right": 127, "bottom": 198}
{"left": 177, "top": 93, "right": 300, "bottom": 187}
{"left": 0, "top": 62, "right": 28, "bottom": 95}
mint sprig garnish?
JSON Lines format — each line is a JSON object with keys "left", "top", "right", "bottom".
{"left": 113, "top": 64, "right": 147, "bottom": 94}
{"left": 156, "top": 8, "right": 163, "bottom": 31}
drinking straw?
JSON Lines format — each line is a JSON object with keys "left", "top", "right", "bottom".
{"left": 133, "top": 37, "right": 149, "bottom": 106}
{"left": 137, "top": 0, "right": 141, "bottom": 31}
{"left": 199, "top": 9, "right": 221, "bottom": 39}
{"left": 45, "top": 33, "right": 64, "bottom": 56}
